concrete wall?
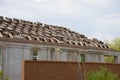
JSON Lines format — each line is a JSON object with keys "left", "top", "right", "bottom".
{"left": 85, "top": 54, "right": 104, "bottom": 62}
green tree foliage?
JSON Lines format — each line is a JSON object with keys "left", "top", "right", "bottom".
{"left": 86, "top": 67, "right": 120, "bottom": 80}
{"left": 104, "top": 56, "right": 115, "bottom": 63}
{"left": 0, "top": 71, "right": 8, "bottom": 80}
{"left": 108, "top": 38, "right": 120, "bottom": 52}
{"left": 5, "top": 78, "right": 9, "bottom": 80}
{"left": 0, "top": 71, "right": 3, "bottom": 77}
{"left": 104, "top": 38, "right": 120, "bottom": 63}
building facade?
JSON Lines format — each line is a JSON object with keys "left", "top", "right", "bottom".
{"left": 0, "top": 16, "right": 120, "bottom": 80}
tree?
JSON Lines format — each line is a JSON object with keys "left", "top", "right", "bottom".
{"left": 104, "top": 38, "right": 120, "bottom": 63}
{"left": 108, "top": 38, "right": 120, "bottom": 52}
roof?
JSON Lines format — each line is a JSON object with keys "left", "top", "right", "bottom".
{"left": 0, "top": 16, "right": 115, "bottom": 51}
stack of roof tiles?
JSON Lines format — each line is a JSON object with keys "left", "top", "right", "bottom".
{"left": 0, "top": 16, "right": 112, "bottom": 50}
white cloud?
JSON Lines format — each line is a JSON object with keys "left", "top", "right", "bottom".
{"left": 96, "top": 17, "right": 120, "bottom": 25}
{"left": 88, "top": 31, "right": 114, "bottom": 41}
{"left": 55, "top": 0, "right": 76, "bottom": 14}
{"left": 96, "top": 13, "right": 120, "bottom": 26}
{"left": 81, "top": 0, "right": 111, "bottom": 5}
{"left": 106, "top": 13, "right": 120, "bottom": 17}
{"left": 32, "top": 0, "right": 44, "bottom": 3}
{"left": 96, "top": 18, "right": 120, "bottom": 25}
{"left": 31, "top": 0, "right": 83, "bottom": 16}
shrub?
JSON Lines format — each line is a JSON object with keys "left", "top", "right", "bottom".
{"left": 86, "top": 67, "right": 120, "bottom": 80}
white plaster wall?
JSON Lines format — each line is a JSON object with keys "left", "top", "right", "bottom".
{"left": 85, "top": 54, "right": 100, "bottom": 62}
{"left": 60, "top": 51, "right": 67, "bottom": 61}
{"left": 2, "top": 42, "right": 31, "bottom": 80}
{"left": 39, "top": 48, "right": 48, "bottom": 60}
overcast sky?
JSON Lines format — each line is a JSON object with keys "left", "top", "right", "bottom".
{"left": 0, "top": 0, "right": 120, "bottom": 41}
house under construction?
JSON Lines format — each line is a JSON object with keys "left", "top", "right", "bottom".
{"left": 0, "top": 16, "right": 120, "bottom": 80}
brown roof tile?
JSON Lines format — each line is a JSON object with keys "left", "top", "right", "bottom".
{"left": 0, "top": 16, "right": 116, "bottom": 51}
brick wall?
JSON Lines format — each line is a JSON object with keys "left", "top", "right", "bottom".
{"left": 23, "top": 61, "right": 120, "bottom": 80}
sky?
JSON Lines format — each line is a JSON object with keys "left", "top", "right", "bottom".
{"left": 0, "top": 0, "right": 120, "bottom": 42}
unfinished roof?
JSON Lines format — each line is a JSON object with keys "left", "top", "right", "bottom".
{"left": 0, "top": 16, "right": 114, "bottom": 51}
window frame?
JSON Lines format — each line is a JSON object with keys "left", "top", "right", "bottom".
{"left": 0, "top": 48, "right": 2, "bottom": 64}
{"left": 32, "top": 50, "right": 38, "bottom": 60}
